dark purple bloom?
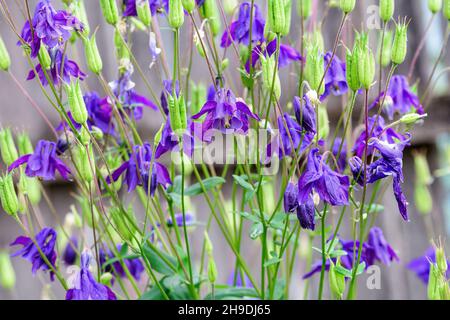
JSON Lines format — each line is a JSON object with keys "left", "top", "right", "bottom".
{"left": 107, "top": 143, "right": 171, "bottom": 196}
{"left": 284, "top": 182, "right": 316, "bottom": 231}
{"left": 10, "top": 227, "right": 57, "bottom": 281}
{"left": 349, "top": 156, "right": 365, "bottom": 186}
{"left": 370, "top": 75, "right": 424, "bottom": 120}
{"left": 63, "top": 237, "right": 78, "bottom": 266}
{"left": 293, "top": 95, "right": 316, "bottom": 134}
{"left": 192, "top": 88, "right": 260, "bottom": 142}
{"left": 332, "top": 138, "right": 347, "bottom": 172}
{"left": 408, "top": 247, "right": 450, "bottom": 284}
{"left": 112, "top": 245, "right": 145, "bottom": 281}
{"left": 166, "top": 213, "right": 195, "bottom": 227}
{"left": 66, "top": 250, "right": 117, "bottom": 300}
{"left": 284, "top": 182, "right": 298, "bottom": 214}
{"left": 298, "top": 149, "right": 350, "bottom": 207}
{"left": 19, "top": 0, "right": 83, "bottom": 58}
{"left": 155, "top": 117, "right": 195, "bottom": 159}
{"left": 8, "top": 140, "right": 71, "bottom": 181}
{"left": 221, "top": 2, "right": 265, "bottom": 48}
{"left": 366, "top": 227, "right": 399, "bottom": 265}
{"left": 27, "top": 49, "right": 86, "bottom": 86}
{"left": 321, "top": 52, "right": 348, "bottom": 100}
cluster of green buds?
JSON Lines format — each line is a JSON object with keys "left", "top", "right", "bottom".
{"left": 339, "top": 0, "right": 356, "bottom": 14}
{"left": 261, "top": 54, "right": 281, "bottom": 100}
{"left": 200, "top": 0, "right": 221, "bottom": 36}
{"left": 204, "top": 232, "right": 218, "bottom": 285}
{"left": 329, "top": 260, "right": 346, "bottom": 299}
{"left": 304, "top": 27, "right": 324, "bottom": 53}
{"left": 391, "top": 18, "right": 408, "bottom": 65}
{"left": 428, "top": 246, "right": 450, "bottom": 300}
{"left": 0, "top": 251, "right": 16, "bottom": 290}
{"left": 168, "top": 0, "right": 185, "bottom": 29}
{"left": 67, "top": 80, "right": 88, "bottom": 125}
{"left": 268, "top": 0, "right": 287, "bottom": 34}
{"left": 84, "top": 34, "right": 103, "bottom": 74}
{"left": 38, "top": 45, "right": 52, "bottom": 70}
{"left": 297, "top": 0, "right": 313, "bottom": 19}
{"left": 0, "top": 174, "right": 19, "bottom": 216}
{"left": 428, "top": 0, "right": 443, "bottom": 14}
{"left": 413, "top": 151, "right": 434, "bottom": 215}
{"left": 0, "top": 128, "right": 19, "bottom": 167}
{"left": 100, "top": 0, "right": 119, "bottom": 26}
{"left": 357, "top": 37, "right": 375, "bottom": 90}
{"left": 305, "top": 43, "right": 325, "bottom": 95}
{"left": 168, "top": 93, "right": 188, "bottom": 136}
{"left": 378, "top": 30, "right": 393, "bottom": 68}
{"left": 380, "top": 0, "right": 395, "bottom": 22}
{"left": 0, "top": 35, "right": 11, "bottom": 72}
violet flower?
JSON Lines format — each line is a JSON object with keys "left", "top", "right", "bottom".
{"left": 107, "top": 143, "right": 171, "bottom": 196}
{"left": 293, "top": 95, "right": 316, "bottom": 134}
{"left": 365, "top": 227, "right": 399, "bottom": 266}
{"left": 155, "top": 117, "right": 195, "bottom": 159}
{"left": 283, "top": 182, "right": 316, "bottom": 231}
{"left": 192, "top": 88, "right": 260, "bottom": 142}
{"left": 221, "top": 2, "right": 265, "bottom": 48}
{"left": 408, "top": 247, "right": 450, "bottom": 284}
{"left": 166, "top": 213, "right": 195, "bottom": 227}
{"left": 10, "top": 227, "right": 57, "bottom": 281}
{"left": 63, "top": 237, "right": 79, "bottom": 266}
{"left": 8, "top": 140, "right": 71, "bottom": 181}
{"left": 321, "top": 52, "right": 348, "bottom": 101}
{"left": 298, "top": 148, "right": 350, "bottom": 207}
{"left": 370, "top": 75, "right": 424, "bottom": 120}
{"left": 66, "top": 250, "right": 117, "bottom": 300}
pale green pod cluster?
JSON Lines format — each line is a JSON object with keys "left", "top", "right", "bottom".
{"left": 182, "top": 0, "right": 196, "bottom": 13}
{"left": 0, "top": 252, "right": 15, "bottom": 290}
{"left": 358, "top": 41, "right": 375, "bottom": 90}
{"left": 428, "top": 0, "right": 443, "bottom": 14}
{"left": 339, "top": 0, "right": 356, "bottom": 14}
{"left": 268, "top": 0, "right": 287, "bottom": 34}
{"left": 378, "top": 30, "right": 393, "bottom": 68}
{"left": 346, "top": 47, "right": 361, "bottom": 92}
{"left": 73, "top": 144, "right": 95, "bottom": 183}
{"left": 201, "top": 0, "right": 221, "bottom": 36}
{"left": 0, "top": 35, "right": 11, "bottom": 71}
{"left": 391, "top": 20, "right": 408, "bottom": 65}
{"left": 297, "top": 0, "right": 312, "bottom": 18}
{"left": 169, "top": 0, "right": 185, "bottom": 28}
{"left": 0, "top": 174, "right": 19, "bottom": 216}
{"left": 0, "top": 128, "right": 18, "bottom": 167}
{"left": 67, "top": 80, "right": 88, "bottom": 125}
{"left": 305, "top": 44, "right": 325, "bottom": 95}
{"left": 261, "top": 54, "right": 281, "bottom": 100}
{"left": 84, "top": 35, "right": 103, "bottom": 74}
{"left": 99, "top": 0, "right": 119, "bottom": 25}
{"left": 380, "top": 0, "right": 395, "bottom": 22}
{"left": 168, "top": 94, "right": 188, "bottom": 136}
{"left": 137, "top": 0, "right": 152, "bottom": 27}
{"left": 38, "top": 45, "right": 52, "bottom": 70}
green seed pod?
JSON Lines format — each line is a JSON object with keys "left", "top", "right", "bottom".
{"left": 428, "top": 0, "right": 443, "bottom": 13}
{"left": 168, "top": 0, "right": 184, "bottom": 28}
{"left": 224, "top": 0, "right": 238, "bottom": 15}
{"left": 261, "top": 54, "right": 281, "bottom": 100}
{"left": 207, "top": 258, "right": 218, "bottom": 284}
{"left": 0, "top": 174, "right": 19, "bottom": 216}
{"left": 0, "top": 35, "right": 11, "bottom": 71}
{"left": 268, "top": 0, "right": 286, "bottom": 34}
{"left": 414, "top": 152, "right": 433, "bottom": 186}
{"left": 329, "top": 261, "right": 346, "bottom": 299}
{"left": 378, "top": 30, "right": 393, "bottom": 68}
{"left": 114, "top": 29, "right": 130, "bottom": 60}
{"left": 414, "top": 184, "right": 433, "bottom": 215}
{"left": 182, "top": 0, "right": 196, "bottom": 13}
{"left": 0, "top": 128, "right": 19, "bottom": 167}
{"left": 297, "top": 0, "right": 313, "bottom": 18}
{"left": 73, "top": 0, "right": 90, "bottom": 35}
{"left": 110, "top": 207, "right": 137, "bottom": 241}
{"left": 391, "top": 20, "right": 408, "bottom": 65}
{"left": 435, "top": 247, "right": 448, "bottom": 274}
{"left": 38, "top": 45, "right": 52, "bottom": 70}
{"left": 73, "top": 144, "right": 94, "bottom": 183}
{"left": 25, "top": 177, "right": 42, "bottom": 205}
{"left": 0, "top": 252, "right": 16, "bottom": 290}
{"left": 137, "top": 0, "right": 152, "bottom": 27}
{"left": 428, "top": 263, "right": 440, "bottom": 300}
{"left": 84, "top": 35, "right": 103, "bottom": 74}
{"left": 17, "top": 133, "right": 33, "bottom": 155}
{"left": 99, "top": 0, "right": 119, "bottom": 25}
{"left": 305, "top": 44, "right": 325, "bottom": 94}
{"left": 358, "top": 45, "right": 375, "bottom": 90}
{"left": 191, "top": 83, "right": 206, "bottom": 116}
{"left": 380, "top": 0, "right": 395, "bottom": 22}
{"left": 339, "top": 0, "right": 356, "bottom": 14}
{"left": 318, "top": 105, "right": 330, "bottom": 141}
{"left": 178, "top": 95, "right": 188, "bottom": 133}
{"left": 444, "top": 0, "right": 450, "bottom": 20}
{"left": 281, "top": 0, "right": 293, "bottom": 36}
{"left": 67, "top": 80, "right": 88, "bottom": 125}
{"left": 168, "top": 94, "right": 182, "bottom": 135}
{"left": 346, "top": 48, "right": 361, "bottom": 92}
{"left": 221, "top": 58, "right": 230, "bottom": 72}
{"left": 201, "top": 0, "right": 221, "bottom": 36}
{"left": 100, "top": 272, "right": 113, "bottom": 286}
{"left": 154, "top": 124, "right": 165, "bottom": 147}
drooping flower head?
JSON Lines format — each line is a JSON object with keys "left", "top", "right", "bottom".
{"left": 365, "top": 227, "right": 399, "bottom": 266}
{"left": 107, "top": 143, "right": 171, "bottom": 196}
{"left": 66, "top": 250, "right": 117, "bottom": 300}
{"left": 192, "top": 88, "right": 260, "bottom": 142}
{"left": 321, "top": 52, "right": 348, "bottom": 100}
{"left": 155, "top": 118, "right": 195, "bottom": 159}
{"left": 298, "top": 149, "right": 350, "bottom": 207}
{"left": 284, "top": 182, "right": 316, "bottom": 231}
{"left": 370, "top": 75, "right": 424, "bottom": 120}
{"left": 101, "top": 245, "right": 145, "bottom": 281}
{"left": 221, "top": 2, "right": 265, "bottom": 48}
{"left": 8, "top": 140, "right": 71, "bottom": 181}
{"left": 63, "top": 237, "right": 79, "bottom": 266}
{"left": 293, "top": 95, "right": 316, "bottom": 134}
{"left": 10, "top": 227, "right": 57, "bottom": 281}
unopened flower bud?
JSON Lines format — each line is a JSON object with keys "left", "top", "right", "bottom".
{"left": 281, "top": 0, "right": 292, "bottom": 36}
{"left": 391, "top": 20, "right": 408, "bottom": 65}
{"left": 100, "top": 272, "right": 113, "bottom": 286}
{"left": 168, "top": 94, "right": 187, "bottom": 136}
{"left": 201, "top": 0, "right": 221, "bottom": 36}
{"left": 268, "top": 0, "right": 286, "bottom": 34}
{"left": 0, "top": 35, "right": 11, "bottom": 71}
{"left": 329, "top": 261, "right": 346, "bottom": 299}
{"left": 224, "top": 0, "right": 238, "bottom": 15}
{"left": 414, "top": 152, "right": 433, "bottom": 186}
{"left": 318, "top": 105, "right": 330, "bottom": 141}
{"left": 182, "top": 0, "right": 196, "bottom": 13}
{"left": 67, "top": 80, "right": 88, "bottom": 125}
{"left": 380, "top": 0, "right": 395, "bottom": 22}
{"left": 261, "top": 54, "right": 281, "bottom": 100}
{"left": 0, "top": 174, "right": 19, "bottom": 216}
{"left": 38, "top": 45, "right": 52, "bottom": 70}
{"left": 297, "top": 0, "right": 313, "bottom": 18}
{"left": 400, "top": 113, "right": 427, "bottom": 125}
{"left": 168, "top": 0, "right": 184, "bottom": 28}
{"left": 100, "top": 0, "right": 119, "bottom": 25}
{"left": 0, "top": 128, "right": 18, "bottom": 166}
{"left": 414, "top": 184, "right": 433, "bottom": 215}
{"left": 358, "top": 45, "right": 375, "bottom": 90}
{"left": 204, "top": 231, "right": 213, "bottom": 257}
{"left": 221, "top": 58, "right": 230, "bottom": 72}
{"left": 339, "top": 0, "right": 356, "bottom": 14}
{"left": 435, "top": 247, "right": 448, "bottom": 274}
{"left": 378, "top": 30, "right": 393, "bottom": 68}
{"left": 306, "top": 90, "right": 320, "bottom": 105}
{"left": 84, "top": 35, "right": 103, "bottom": 74}
{"left": 137, "top": 0, "right": 152, "bottom": 27}
{"left": 0, "top": 252, "right": 15, "bottom": 290}
{"left": 428, "top": 0, "right": 443, "bottom": 13}
{"left": 305, "top": 44, "right": 325, "bottom": 95}
{"left": 207, "top": 258, "right": 218, "bottom": 284}
{"left": 73, "top": 144, "right": 94, "bottom": 183}
{"left": 191, "top": 83, "right": 206, "bottom": 116}
{"left": 444, "top": 0, "right": 450, "bottom": 20}
{"left": 346, "top": 47, "right": 361, "bottom": 92}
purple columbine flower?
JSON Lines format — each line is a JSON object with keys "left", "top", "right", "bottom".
{"left": 293, "top": 95, "right": 316, "bottom": 134}
{"left": 123, "top": 0, "right": 169, "bottom": 17}
{"left": 110, "top": 70, "right": 157, "bottom": 121}
{"left": 166, "top": 213, "right": 195, "bottom": 227}
{"left": 370, "top": 75, "right": 424, "bottom": 120}
{"left": 221, "top": 2, "right": 265, "bottom": 48}
{"left": 298, "top": 148, "right": 350, "bottom": 207}
{"left": 349, "top": 156, "right": 365, "bottom": 186}
{"left": 408, "top": 247, "right": 450, "bottom": 284}
{"left": 63, "top": 237, "right": 79, "bottom": 266}
{"left": 283, "top": 182, "right": 316, "bottom": 231}
{"left": 66, "top": 250, "right": 117, "bottom": 300}
{"left": 107, "top": 143, "right": 171, "bottom": 196}
{"left": 99, "top": 247, "right": 145, "bottom": 281}
{"left": 27, "top": 49, "right": 86, "bottom": 86}
{"left": 155, "top": 118, "right": 195, "bottom": 159}
{"left": 365, "top": 227, "right": 399, "bottom": 266}
{"left": 8, "top": 140, "right": 71, "bottom": 181}
{"left": 10, "top": 227, "right": 57, "bottom": 281}
{"left": 321, "top": 52, "right": 348, "bottom": 101}
{"left": 332, "top": 138, "right": 347, "bottom": 172}
{"left": 19, "top": 0, "right": 83, "bottom": 58}
{"left": 192, "top": 88, "right": 260, "bottom": 142}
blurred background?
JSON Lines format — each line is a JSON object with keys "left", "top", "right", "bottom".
{"left": 0, "top": 0, "right": 449, "bottom": 299}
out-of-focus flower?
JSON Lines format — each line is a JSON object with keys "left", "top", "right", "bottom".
{"left": 155, "top": 118, "right": 195, "bottom": 158}
{"left": 321, "top": 52, "right": 348, "bottom": 100}
{"left": 10, "top": 227, "right": 57, "bottom": 281}
{"left": 408, "top": 247, "right": 450, "bottom": 284}
{"left": 293, "top": 95, "right": 316, "bottom": 134}
{"left": 63, "top": 237, "right": 78, "bottom": 266}
{"left": 365, "top": 227, "right": 399, "bottom": 265}
{"left": 332, "top": 138, "right": 347, "bottom": 172}
{"left": 123, "top": 0, "right": 168, "bottom": 16}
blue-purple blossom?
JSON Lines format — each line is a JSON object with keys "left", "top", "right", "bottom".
{"left": 66, "top": 250, "right": 117, "bottom": 300}
{"left": 19, "top": 0, "right": 83, "bottom": 58}
{"left": 107, "top": 143, "right": 171, "bottom": 196}
{"left": 408, "top": 247, "right": 450, "bottom": 284}
{"left": 63, "top": 237, "right": 78, "bottom": 266}
{"left": 155, "top": 118, "right": 195, "bottom": 159}
{"left": 10, "top": 227, "right": 57, "bottom": 281}
{"left": 166, "top": 213, "right": 195, "bottom": 227}
{"left": 284, "top": 182, "right": 316, "bottom": 230}
{"left": 99, "top": 246, "right": 145, "bottom": 281}
{"left": 366, "top": 227, "right": 399, "bottom": 266}
{"left": 298, "top": 149, "right": 350, "bottom": 207}
{"left": 123, "top": 0, "right": 168, "bottom": 16}
{"left": 370, "top": 75, "right": 424, "bottom": 120}
{"left": 192, "top": 88, "right": 260, "bottom": 142}
{"left": 27, "top": 49, "right": 86, "bottom": 86}
{"left": 8, "top": 140, "right": 71, "bottom": 181}
{"left": 321, "top": 52, "right": 348, "bottom": 100}
{"left": 293, "top": 95, "right": 316, "bottom": 134}
{"left": 221, "top": 2, "right": 265, "bottom": 48}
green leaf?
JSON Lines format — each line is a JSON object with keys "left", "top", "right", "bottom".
{"left": 356, "top": 262, "right": 366, "bottom": 275}
{"left": 264, "top": 257, "right": 282, "bottom": 268}
{"left": 204, "top": 287, "right": 258, "bottom": 300}
{"left": 249, "top": 222, "right": 263, "bottom": 240}
{"left": 239, "top": 211, "right": 261, "bottom": 224}
{"left": 184, "top": 177, "right": 226, "bottom": 196}
{"left": 330, "top": 250, "right": 349, "bottom": 258}
{"left": 142, "top": 243, "right": 178, "bottom": 276}
{"left": 232, "top": 175, "right": 254, "bottom": 191}
{"left": 335, "top": 265, "right": 354, "bottom": 278}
